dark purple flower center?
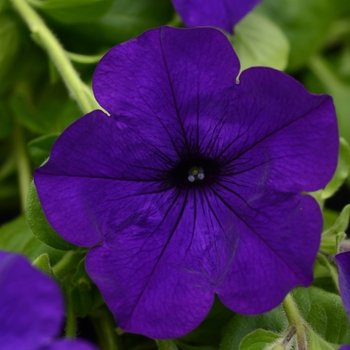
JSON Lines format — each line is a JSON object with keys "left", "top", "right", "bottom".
{"left": 167, "top": 157, "right": 220, "bottom": 189}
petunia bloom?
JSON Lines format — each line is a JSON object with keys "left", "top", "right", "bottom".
{"left": 336, "top": 252, "right": 350, "bottom": 318}
{"left": 0, "top": 251, "right": 97, "bottom": 350}
{"left": 171, "top": 0, "right": 262, "bottom": 33}
{"left": 335, "top": 252, "right": 350, "bottom": 350}
{"left": 35, "top": 27, "right": 338, "bottom": 338}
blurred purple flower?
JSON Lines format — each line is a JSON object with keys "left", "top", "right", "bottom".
{"left": 336, "top": 252, "right": 350, "bottom": 318}
{"left": 0, "top": 251, "right": 96, "bottom": 350}
{"left": 35, "top": 27, "right": 338, "bottom": 338}
{"left": 334, "top": 253, "right": 350, "bottom": 350}
{"left": 334, "top": 251, "right": 350, "bottom": 350}
{"left": 172, "top": 0, "right": 262, "bottom": 33}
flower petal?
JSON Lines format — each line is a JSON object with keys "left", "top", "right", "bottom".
{"left": 35, "top": 110, "right": 178, "bottom": 247}
{"left": 85, "top": 187, "right": 244, "bottom": 338}
{"left": 93, "top": 27, "right": 240, "bottom": 147}
{"left": 213, "top": 191, "right": 322, "bottom": 314}
{"left": 206, "top": 67, "right": 338, "bottom": 193}
{"left": 171, "top": 0, "right": 261, "bottom": 33}
{"left": 0, "top": 251, "right": 63, "bottom": 350}
{"left": 335, "top": 252, "right": 350, "bottom": 319}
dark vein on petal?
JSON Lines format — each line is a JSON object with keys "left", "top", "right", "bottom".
{"left": 138, "top": 94, "right": 185, "bottom": 159}
{"left": 159, "top": 28, "right": 191, "bottom": 155}
{"left": 38, "top": 172, "right": 163, "bottom": 182}
{"left": 210, "top": 187, "right": 304, "bottom": 281}
{"left": 221, "top": 102, "right": 326, "bottom": 164}
{"left": 195, "top": 84, "right": 200, "bottom": 156}
{"left": 115, "top": 186, "right": 174, "bottom": 201}
{"left": 186, "top": 189, "right": 197, "bottom": 255}
{"left": 202, "top": 188, "right": 226, "bottom": 235}
{"left": 213, "top": 180, "right": 255, "bottom": 210}
{"left": 125, "top": 189, "right": 189, "bottom": 325}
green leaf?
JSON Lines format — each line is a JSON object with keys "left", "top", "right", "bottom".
{"left": 320, "top": 204, "right": 350, "bottom": 255}
{"left": 323, "top": 208, "right": 340, "bottom": 231}
{"left": 321, "top": 204, "right": 350, "bottom": 251}
{"left": 69, "top": 0, "right": 174, "bottom": 45}
{"left": 323, "top": 138, "right": 350, "bottom": 199}
{"left": 239, "top": 329, "right": 281, "bottom": 350}
{"left": 220, "top": 306, "right": 286, "bottom": 350}
{"left": 33, "top": 0, "right": 113, "bottom": 24}
{"left": 230, "top": 12, "right": 290, "bottom": 72}
{"left": 0, "top": 13, "right": 20, "bottom": 81}
{"left": 313, "top": 253, "right": 339, "bottom": 293}
{"left": 157, "top": 340, "right": 178, "bottom": 350}
{"left": 333, "top": 0, "right": 350, "bottom": 18}
{"left": 32, "top": 252, "right": 53, "bottom": 276}
{"left": 256, "top": 0, "right": 335, "bottom": 70}
{"left": 26, "top": 181, "right": 77, "bottom": 251}
{"left": 292, "top": 286, "right": 350, "bottom": 345}
{"left": 27, "top": 133, "right": 59, "bottom": 168}
{"left": 0, "top": 0, "right": 11, "bottom": 13}
{"left": 0, "top": 216, "right": 64, "bottom": 264}
{"left": 223, "top": 287, "right": 350, "bottom": 350}
{"left": 270, "top": 345, "right": 285, "bottom": 350}
{"left": 10, "top": 94, "right": 81, "bottom": 134}
{"left": 308, "top": 329, "right": 338, "bottom": 350}
{"left": 320, "top": 230, "right": 346, "bottom": 256}
{"left": 308, "top": 56, "right": 350, "bottom": 149}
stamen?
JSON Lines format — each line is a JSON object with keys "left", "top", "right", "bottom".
{"left": 188, "top": 175, "right": 196, "bottom": 182}
{"left": 188, "top": 166, "right": 205, "bottom": 182}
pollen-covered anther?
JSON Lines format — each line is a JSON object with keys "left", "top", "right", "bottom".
{"left": 187, "top": 166, "right": 205, "bottom": 182}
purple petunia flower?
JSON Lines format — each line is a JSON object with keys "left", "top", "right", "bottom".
{"left": 171, "top": 0, "right": 262, "bottom": 33}
{"left": 35, "top": 27, "right": 338, "bottom": 338}
{"left": 335, "top": 252, "right": 350, "bottom": 350}
{"left": 0, "top": 251, "right": 97, "bottom": 350}
{"left": 336, "top": 252, "right": 350, "bottom": 318}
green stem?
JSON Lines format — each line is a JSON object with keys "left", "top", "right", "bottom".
{"left": 283, "top": 326, "right": 296, "bottom": 346}
{"left": 63, "top": 278, "right": 76, "bottom": 338}
{"left": 13, "top": 123, "right": 31, "bottom": 213}
{"left": 66, "top": 51, "right": 104, "bottom": 64}
{"left": 11, "top": 0, "right": 95, "bottom": 114}
{"left": 52, "top": 250, "right": 85, "bottom": 280}
{"left": 282, "top": 294, "right": 307, "bottom": 350}
{"left": 90, "top": 306, "right": 121, "bottom": 350}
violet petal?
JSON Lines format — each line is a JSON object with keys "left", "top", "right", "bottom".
{"left": 0, "top": 251, "right": 63, "bottom": 350}
{"left": 93, "top": 27, "right": 240, "bottom": 119}
{"left": 335, "top": 252, "right": 350, "bottom": 318}
{"left": 171, "top": 0, "right": 262, "bottom": 34}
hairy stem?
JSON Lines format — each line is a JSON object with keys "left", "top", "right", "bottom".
{"left": 90, "top": 306, "right": 121, "bottom": 350}
{"left": 52, "top": 250, "right": 85, "bottom": 280}
{"left": 12, "top": 0, "right": 95, "bottom": 114}
{"left": 282, "top": 294, "right": 307, "bottom": 350}
{"left": 63, "top": 278, "right": 76, "bottom": 338}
